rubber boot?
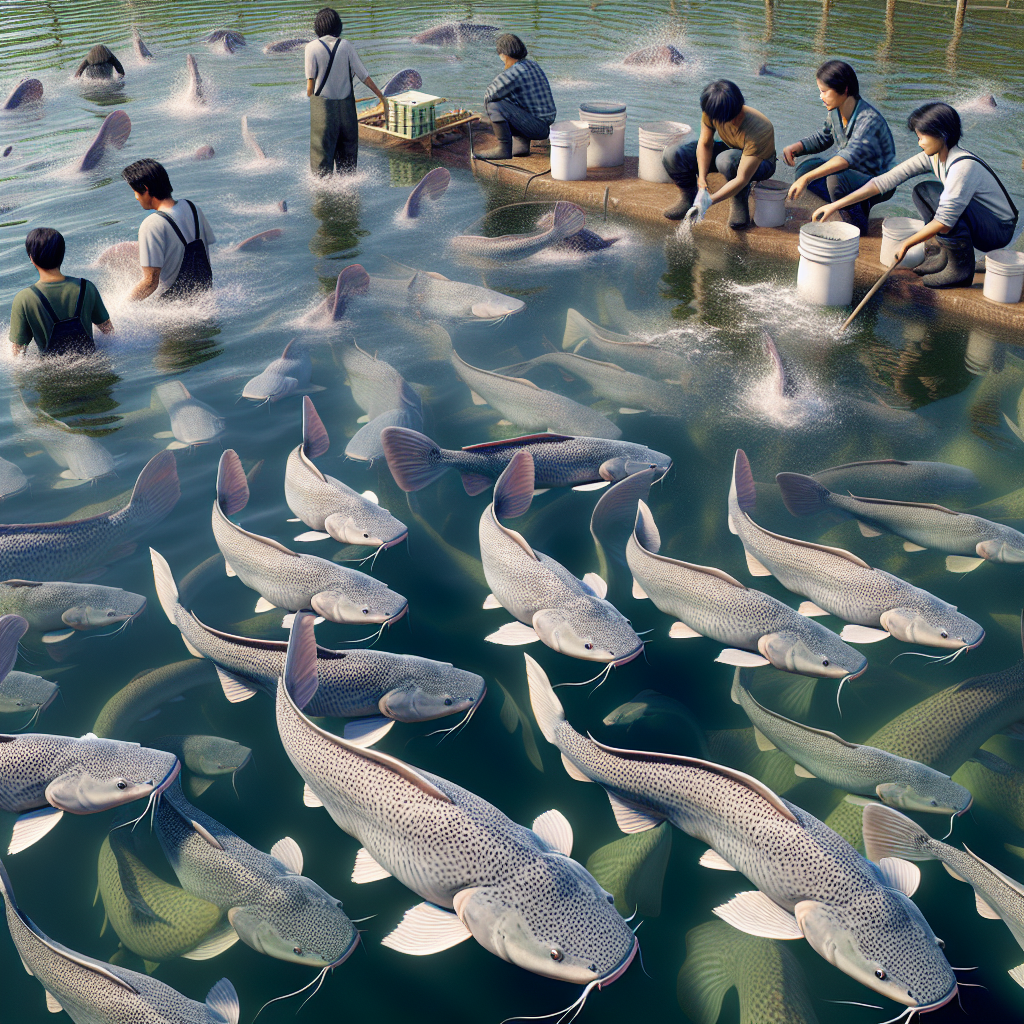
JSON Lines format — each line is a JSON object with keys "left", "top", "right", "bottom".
{"left": 510, "top": 133, "right": 532, "bottom": 156}
{"left": 913, "top": 246, "right": 948, "bottom": 276}
{"left": 663, "top": 187, "right": 697, "bottom": 221}
{"left": 921, "top": 240, "right": 976, "bottom": 289}
{"left": 473, "top": 120, "right": 513, "bottom": 160}
{"left": 728, "top": 187, "right": 751, "bottom": 229}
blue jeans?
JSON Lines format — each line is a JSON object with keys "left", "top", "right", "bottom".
{"left": 662, "top": 139, "right": 777, "bottom": 196}
{"left": 795, "top": 156, "right": 894, "bottom": 233}
{"left": 485, "top": 98, "right": 551, "bottom": 140}
{"left": 912, "top": 180, "right": 1016, "bottom": 251}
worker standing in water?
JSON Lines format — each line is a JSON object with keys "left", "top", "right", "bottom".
{"left": 305, "top": 7, "right": 389, "bottom": 175}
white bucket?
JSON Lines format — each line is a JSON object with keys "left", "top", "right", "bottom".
{"left": 751, "top": 180, "right": 788, "bottom": 228}
{"left": 638, "top": 120, "right": 690, "bottom": 183}
{"left": 880, "top": 217, "right": 926, "bottom": 269}
{"left": 797, "top": 222, "right": 861, "bottom": 305}
{"left": 983, "top": 248, "right": 1024, "bottom": 304}
{"left": 548, "top": 120, "right": 590, "bottom": 181}
{"left": 580, "top": 102, "right": 626, "bottom": 168}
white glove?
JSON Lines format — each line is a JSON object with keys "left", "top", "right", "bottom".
{"left": 690, "top": 188, "right": 713, "bottom": 222}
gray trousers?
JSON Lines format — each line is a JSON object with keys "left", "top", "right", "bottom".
{"left": 310, "top": 93, "right": 359, "bottom": 175}
{"left": 485, "top": 98, "right": 551, "bottom": 141}
{"left": 796, "top": 156, "right": 894, "bottom": 232}
{"left": 662, "top": 139, "right": 776, "bottom": 195}
{"left": 912, "top": 180, "right": 1016, "bottom": 251}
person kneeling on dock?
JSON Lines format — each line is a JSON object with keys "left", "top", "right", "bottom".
{"left": 813, "top": 102, "right": 1019, "bottom": 289}
{"left": 475, "top": 34, "right": 555, "bottom": 160}
{"left": 783, "top": 60, "right": 896, "bottom": 234}
{"left": 662, "top": 79, "right": 777, "bottom": 229}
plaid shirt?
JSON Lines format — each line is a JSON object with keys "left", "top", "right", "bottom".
{"left": 798, "top": 98, "right": 896, "bottom": 177}
{"left": 484, "top": 59, "right": 556, "bottom": 124}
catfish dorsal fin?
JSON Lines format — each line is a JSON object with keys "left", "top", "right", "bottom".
{"left": 631, "top": 513, "right": 746, "bottom": 588}
{"left": 216, "top": 450, "right": 250, "bottom": 516}
{"left": 301, "top": 396, "right": 330, "bottom": 460}
{"left": 461, "top": 433, "right": 574, "bottom": 452}
{"left": 847, "top": 492, "right": 961, "bottom": 516}
{"left": 731, "top": 450, "right": 757, "bottom": 513}
{"left": 587, "top": 735, "right": 798, "bottom": 823}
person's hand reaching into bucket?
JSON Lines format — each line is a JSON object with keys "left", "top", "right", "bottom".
{"left": 788, "top": 176, "right": 810, "bottom": 201}
{"left": 810, "top": 202, "right": 837, "bottom": 223}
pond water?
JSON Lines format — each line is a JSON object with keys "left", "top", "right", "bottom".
{"left": 1, "top": 2, "right": 1024, "bottom": 1023}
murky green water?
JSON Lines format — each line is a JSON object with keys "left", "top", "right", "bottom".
{"left": 2, "top": 1, "right": 1024, "bottom": 1022}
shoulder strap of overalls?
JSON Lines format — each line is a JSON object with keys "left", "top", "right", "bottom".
{"left": 314, "top": 38, "right": 342, "bottom": 97}
{"left": 947, "top": 154, "right": 1019, "bottom": 220}
{"left": 155, "top": 208, "right": 190, "bottom": 245}
{"left": 184, "top": 199, "right": 201, "bottom": 240}
{"left": 29, "top": 284, "right": 61, "bottom": 324}
{"left": 72, "top": 278, "right": 88, "bottom": 318}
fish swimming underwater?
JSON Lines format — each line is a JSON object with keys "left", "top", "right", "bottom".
{"left": 11, "top": 394, "right": 115, "bottom": 485}
{"left": 562, "top": 308, "right": 692, "bottom": 382}
{"left": 211, "top": 450, "right": 408, "bottom": 627}
{"left": 524, "top": 654, "right": 958, "bottom": 1010}
{"left": 452, "top": 350, "right": 622, "bottom": 439}
{"left": 275, "top": 612, "right": 639, "bottom": 1002}
{"left": 152, "top": 381, "right": 225, "bottom": 449}
{"left": 76, "top": 109, "right": 132, "bottom": 172}
{"left": 0, "top": 613, "right": 57, "bottom": 726}
{"left": 0, "top": 457, "right": 29, "bottom": 501}
{"left": 729, "top": 450, "right": 984, "bottom": 654}
{"left": 154, "top": 735, "right": 251, "bottom": 800}
{"left": 627, "top": 499, "right": 867, "bottom": 679}
{"left": 731, "top": 671, "right": 972, "bottom": 815}
{"left": 0, "top": 731, "right": 180, "bottom": 853}
{"left": 0, "top": 450, "right": 180, "bottom": 581}
{"left": 450, "top": 202, "right": 587, "bottom": 264}
{"left": 150, "top": 547, "right": 484, "bottom": 733}
{"left": 0, "top": 580, "right": 145, "bottom": 641}
{"left": 155, "top": 781, "right": 359, "bottom": 969}
{"left": 777, "top": 471, "right": 1024, "bottom": 572}
{"left": 410, "top": 22, "right": 499, "bottom": 45}
{"left": 186, "top": 54, "right": 204, "bottom": 103}
{"left": 480, "top": 451, "right": 642, "bottom": 665}
{"left": 2, "top": 855, "right": 240, "bottom": 1023}
{"left": 285, "top": 397, "right": 407, "bottom": 547}
{"left": 808, "top": 460, "right": 980, "bottom": 502}
{"left": 242, "top": 339, "right": 322, "bottom": 403}
{"left": 584, "top": 824, "right": 672, "bottom": 917}
{"left": 382, "top": 426, "right": 671, "bottom": 495}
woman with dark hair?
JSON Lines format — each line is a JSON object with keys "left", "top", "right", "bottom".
{"left": 475, "top": 33, "right": 555, "bottom": 159}
{"left": 74, "top": 44, "right": 125, "bottom": 80}
{"left": 813, "top": 101, "right": 1019, "bottom": 287}
{"left": 783, "top": 60, "right": 896, "bottom": 233}
{"left": 304, "top": 7, "right": 388, "bottom": 175}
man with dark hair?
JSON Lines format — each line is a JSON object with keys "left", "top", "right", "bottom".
{"left": 74, "top": 44, "right": 125, "bottom": 80}
{"left": 475, "top": 33, "right": 555, "bottom": 160}
{"left": 121, "top": 158, "right": 216, "bottom": 301}
{"left": 784, "top": 60, "right": 896, "bottom": 233}
{"left": 305, "top": 7, "right": 388, "bottom": 175}
{"left": 662, "top": 79, "right": 776, "bottom": 228}
{"left": 9, "top": 228, "right": 113, "bottom": 357}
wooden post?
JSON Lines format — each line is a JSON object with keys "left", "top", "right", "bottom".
{"left": 955, "top": 0, "right": 968, "bottom": 32}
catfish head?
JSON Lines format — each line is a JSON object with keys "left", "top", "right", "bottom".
{"left": 976, "top": 538, "right": 1024, "bottom": 564}
{"left": 378, "top": 662, "right": 486, "bottom": 723}
{"left": 758, "top": 629, "right": 866, "bottom": 680}
{"left": 452, "top": 854, "right": 637, "bottom": 985}
{"left": 323, "top": 504, "right": 408, "bottom": 550}
{"left": 533, "top": 600, "right": 642, "bottom": 666}
{"left": 311, "top": 584, "right": 408, "bottom": 626}
{"left": 795, "top": 891, "right": 956, "bottom": 1009}
{"left": 875, "top": 772, "right": 972, "bottom": 816}
{"left": 60, "top": 589, "right": 147, "bottom": 630}
{"left": 880, "top": 605, "right": 984, "bottom": 650}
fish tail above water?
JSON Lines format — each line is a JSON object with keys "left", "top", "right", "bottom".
{"left": 403, "top": 167, "right": 450, "bottom": 219}
{"left": 302, "top": 396, "right": 330, "bottom": 459}
{"left": 380, "top": 427, "right": 449, "bottom": 491}
{"left": 776, "top": 473, "right": 838, "bottom": 518}
{"left": 186, "top": 54, "right": 204, "bottom": 101}
{"left": 2, "top": 79, "right": 43, "bottom": 110}
{"left": 382, "top": 68, "right": 422, "bottom": 95}
{"left": 328, "top": 264, "right": 370, "bottom": 320}
{"left": 132, "top": 27, "right": 153, "bottom": 59}
{"left": 76, "top": 109, "right": 132, "bottom": 172}
{"left": 216, "top": 450, "right": 250, "bottom": 516}
{"left": 546, "top": 201, "right": 588, "bottom": 245}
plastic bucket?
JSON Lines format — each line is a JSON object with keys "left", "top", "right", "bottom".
{"left": 983, "top": 248, "right": 1024, "bottom": 303}
{"left": 797, "top": 223, "right": 861, "bottom": 305}
{"left": 880, "top": 217, "right": 926, "bottom": 269}
{"left": 638, "top": 120, "right": 690, "bottom": 183}
{"left": 580, "top": 101, "right": 626, "bottom": 168}
{"left": 751, "top": 180, "right": 788, "bottom": 228}
{"left": 548, "top": 120, "right": 590, "bottom": 181}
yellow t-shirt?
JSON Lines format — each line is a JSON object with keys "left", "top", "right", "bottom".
{"left": 702, "top": 106, "right": 775, "bottom": 161}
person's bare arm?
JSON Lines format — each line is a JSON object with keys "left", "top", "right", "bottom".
{"left": 363, "top": 76, "right": 388, "bottom": 111}
{"left": 788, "top": 153, "right": 850, "bottom": 200}
{"left": 695, "top": 122, "right": 715, "bottom": 191}
{"left": 710, "top": 151, "right": 763, "bottom": 203}
{"left": 307, "top": 78, "right": 315, "bottom": 97}
{"left": 129, "top": 267, "right": 161, "bottom": 302}
{"left": 96, "top": 319, "right": 114, "bottom": 334}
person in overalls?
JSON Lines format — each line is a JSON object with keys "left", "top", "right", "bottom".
{"left": 812, "top": 102, "right": 1019, "bottom": 288}
{"left": 8, "top": 228, "right": 113, "bottom": 357}
{"left": 305, "top": 7, "right": 388, "bottom": 176}
{"left": 121, "top": 158, "right": 216, "bottom": 302}
{"left": 74, "top": 44, "right": 125, "bottom": 80}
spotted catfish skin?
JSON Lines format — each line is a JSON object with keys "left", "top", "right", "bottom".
{"left": 382, "top": 426, "right": 671, "bottom": 496}
{"left": 1, "top": 856, "right": 239, "bottom": 1023}
{"left": 526, "top": 655, "right": 957, "bottom": 1010}
{"left": 274, "top": 613, "right": 639, "bottom": 988}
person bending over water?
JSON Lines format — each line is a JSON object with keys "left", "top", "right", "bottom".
{"left": 305, "top": 7, "right": 388, "bottom": 175}
{"left": 813, "top": 102, "right": 1019, "bottom": 288}
{"left": 662, "top": 79, "right": 776, "bottom": 229}
{"left": 9, "top": 228, "right": 112, "bottom": 358}
{"left": 474, "top": 33, "right": 555, "bottom": 160}
{"left": 122, "top": 158, "right": 216, "bottom": 301}
{"left": 74, "top": 44, "right": 125, "bottom": 80}
{"left": 784, "top": 60, "right": 896, "bottom": 234}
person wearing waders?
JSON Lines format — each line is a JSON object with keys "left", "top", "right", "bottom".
{"left": 74, "top": 44, "right": 125, "bottom": 80}
{"left": 8, "top": 228, "right": 113, "bottom": 358}
{"left": 474, "top": 34, "right": 555, "bottom": 160}
{"left": 305, "top": 7, "right": 388, "bottom": 175}
{"left": 813, "top": 102, "right": 1019, "bottom": 288}
{"left": 121, "top": 158, "right": 216, "bottom": 302}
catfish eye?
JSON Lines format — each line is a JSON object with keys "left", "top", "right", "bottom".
{"left": 940, "top": 631, "right": 948, "bottom": 639}
{"left": 362, "top": 608, "right": 370, "bottom": 615}
{"left": 822, "top": 659, "right": 829, "bottom": 666}
{"left": 293, "top": 946, "right": 302, "bottom": 955}
{"left": 549, "top": 948, "right": 563, "bottom": 962}
{"left": 107, "top": 611, "right": 116, "bottom": 617}
{"left": 606, "top": 894, "right": 614, "bottom": 904}
{"left": 116, "top": 781, "right": 127, "bottom": 790}
{"left": 875, "top": 969, "right": 887, "bottom": 980}
{"left": 584, "top": 643, "right": 593, "bottom": 650}
{"left": 362, "top": 533, "right": 369, "bottom": 539}
{"left": 937, "top": 938, "right": 945, "bottom": 949}
{"left": 444, "top": 698, "right": 453, "bottom": 706}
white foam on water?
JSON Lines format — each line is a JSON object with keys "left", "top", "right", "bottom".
{"left": 721, "top": 280, "right": 851, "bottom": 346}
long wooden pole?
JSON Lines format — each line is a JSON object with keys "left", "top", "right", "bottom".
{"left": 955, "top": 0, "right": 969, "bottom": 32}
{"left": 838, "top": 255, "right": 904, "bottom": 333}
